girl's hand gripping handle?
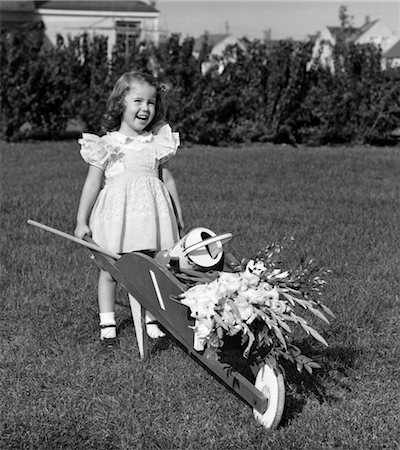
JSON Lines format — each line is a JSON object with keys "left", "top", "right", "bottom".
{"left": 74, "top": 222, "right": 91, "bottom": 240}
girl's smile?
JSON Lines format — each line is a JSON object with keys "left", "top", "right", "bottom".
{"left": 119, "top": 82, "right": 157, "bottom": 136}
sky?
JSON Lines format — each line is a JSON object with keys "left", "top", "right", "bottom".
{"left": 156, "top": 1, "right": 400, "bottom": 41}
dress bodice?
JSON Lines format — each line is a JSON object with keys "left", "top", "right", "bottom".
{"left": 79, "top": 125, "right": 180, "bottom": 181}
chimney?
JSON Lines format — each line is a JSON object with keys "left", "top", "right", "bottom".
{"left": 225, "top": 20, "right": 230, "bottom": 34}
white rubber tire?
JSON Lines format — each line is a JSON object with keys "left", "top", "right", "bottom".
{"left": 253, "top": 363, "right": 285, "bottom": 429}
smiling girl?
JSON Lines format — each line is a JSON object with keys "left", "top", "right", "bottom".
{"left": 74, "top": 71, "right": 184, "bottom": 346}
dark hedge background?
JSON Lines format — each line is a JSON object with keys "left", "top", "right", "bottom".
{"left": 1, "top": 22, "right": 399, "bottom": 145}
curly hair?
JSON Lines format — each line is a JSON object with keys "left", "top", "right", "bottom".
{"left": 101, "top": 71, "right": 165, "bottom": 133}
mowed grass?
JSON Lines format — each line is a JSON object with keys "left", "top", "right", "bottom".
{"left": 1, "top": 139, "right": 400, "bottom": 449}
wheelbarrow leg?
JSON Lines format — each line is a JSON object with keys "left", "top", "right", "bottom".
{"left": 128, "top": 294, "right": 149, "bottom": 360}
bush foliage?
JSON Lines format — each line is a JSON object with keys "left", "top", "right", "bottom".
{"left": 1, "top": 22, "right": 399, "bottom": 145}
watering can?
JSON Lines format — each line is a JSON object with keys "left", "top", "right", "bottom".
{"left": 156, "top": 227, "right": 233, "bottom": 271}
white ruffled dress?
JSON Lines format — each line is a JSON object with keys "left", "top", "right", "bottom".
{"left": 79, "top": 125, "right": 180, "bottom": 253}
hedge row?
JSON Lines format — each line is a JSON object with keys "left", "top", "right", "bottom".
{"left": 1, "top": 22, "right": 399, "bottom": 145}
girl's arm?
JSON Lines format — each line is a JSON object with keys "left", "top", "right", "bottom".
{"left": 160, "top": 163, "right": 184, "bottom": 231}
{"left": 74, "top": 165, "right": 104, "bottom": 238}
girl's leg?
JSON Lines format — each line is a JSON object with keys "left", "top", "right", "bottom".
{"left": 98, "top": 269, "right": 117, "bottom": 340}
{"left": 146, "top": 311, "right": 166, "bottom": 339}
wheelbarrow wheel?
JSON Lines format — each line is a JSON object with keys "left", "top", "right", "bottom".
{"left": 253, "top": 363, "right": 285, "bottom": 429}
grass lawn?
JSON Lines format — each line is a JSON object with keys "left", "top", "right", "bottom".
{"left": 1, "top": 139, "right": 400, "bottom": 449}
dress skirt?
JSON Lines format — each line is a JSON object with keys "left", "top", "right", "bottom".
{"left": 89, "top": 173, "right": 179, "bottom": 254}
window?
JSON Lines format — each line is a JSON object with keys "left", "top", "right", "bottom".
{"left": 116, "top": 21, "right": 140, "bottom": 54}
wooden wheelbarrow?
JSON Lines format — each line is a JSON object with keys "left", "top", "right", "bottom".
{"left": 27, "top": 219, "right": 285, "bottom": 429}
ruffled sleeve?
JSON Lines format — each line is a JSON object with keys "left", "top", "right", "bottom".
{"left": 78, "top": 133, "right": 110, "bottom": 170}
{"left": 153, "top": 124, "right": 180, "bottom": 164}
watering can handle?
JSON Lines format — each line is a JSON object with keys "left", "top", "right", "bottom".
{"left": 183, "top": 233, "right": 233, "bottom": 257}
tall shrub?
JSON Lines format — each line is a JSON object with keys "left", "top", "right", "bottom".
{"left": 173, "top": 38, "right": 313, "bottom": 145}
{"left": 152, "top": 34, "right": 204, "bottom": 139}
{"left": 0, "top": 23, "right": 70, "bottom": 140}
{"left": 64, "top": 34, "right": 111, "bottom": 134}
{"left": 299, "top": 42, "right": 399, "bottom": 145}
{"left": 0, "top": 22, "right": 398, "bottom": 145}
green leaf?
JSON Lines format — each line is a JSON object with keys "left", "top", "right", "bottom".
{"left": 308, "top": 305, "right": 330, "bottom": 324}
{"left": 270, "top": 310, "right": 292, "bottom": 333}
{"left": 304, "top": 363, "right": 313, "bottom": 374}
{"left": 306, "top": 325, "right": 329, "bottom": 347}
{"left": 213, "top": 313, "right": 230, "bottom": 331}
{"left": 288, "top": 345, "right": 301, "bottom": 357}
{"left": 272, "top": 325, "right": 287, "bottom": 349}
{"left": 281, "top": 291, "right": 298, "bottom": 306}
{"left": 308, "top": 361, "right": 322, "bottom": 369}
{"left": 320, "top": 303, "right": 336, "bottom": 318}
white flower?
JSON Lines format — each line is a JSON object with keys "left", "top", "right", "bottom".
{"left": 246, "top": 259, "right": 267, "bottom": 276}
{"left": 269, "top": 299, "right": 288, "bottom": 314}
{"left": 258, "top": 286, "right": 288, "bottom": 313}
{"left": 179, "top": 295, "right": 197, "bottom": 314}
{"left": 179, "top": 241, "right": 331, "bottom": 369}
{"left": 195, "top": 317, "right": 215, "bottom": 339}
{"left": 238, "top": 287, "right": 267, "bottom": 305}
{"left": 259, "top": 281, "right": 273, "bottom": 291}
{"left": 235, "top": 296, "right": 255, "bottom": 321}
{"left": 196, "top": 296, "right": 218, "bottom": 318}
{"left": 220, "top": 302, "right": 237, "bottom": 327}
{"left": 241, "top": 263, "right": 260, "bottom": 287}
{"left": 181, "top": 283, "right": 208, "bottom": 301}
{"left": 264, "top": 286, "right": 280, "bottom": 303}
{"left": 217, "top": 272, "right": 242, "bottom": 296}
{"left": 206, "top": 279, "right": 225, "bottom": 301}
{"left": 181, "top": 283, "right": 220, "bottom": 319}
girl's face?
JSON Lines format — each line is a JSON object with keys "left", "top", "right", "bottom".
{"left": 119, "top": 82, "right": 157, "bottom": 136}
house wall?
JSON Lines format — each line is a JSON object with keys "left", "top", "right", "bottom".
{"left": 382, "top": 40, "right": 400, "bottom": 68}
{"left": 310, "top": 20, "right": 399, "bottom": 70}
{"left": 356, "top": 21, "right": 397, "bottom": 53}
{"left": 0, "top": 0, "right": 41, "bottom": 29}
{"left": 310, "top": 28, "right": 335, "bottom": 70}
{"left": 386, "top": 58, "right": 400, "bottom": 68}
{"left": 37, "top": 8, "right": 159, "bottom": 55}
{"left": 198, "top": 35, "right": 243, "bottom": 75}
{"left": 211, "top": 35, "right": 240, "bottom": 57}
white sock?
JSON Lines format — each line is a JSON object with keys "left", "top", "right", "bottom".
{"left": 145, "top": 312, "right": 165, "bottom": 338}
{"left": 99, "top": 312, "right": 116, "bottom": 340}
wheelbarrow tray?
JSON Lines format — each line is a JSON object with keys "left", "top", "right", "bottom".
{"left": 88, "top": 239, "right": 269, "bottom": 415}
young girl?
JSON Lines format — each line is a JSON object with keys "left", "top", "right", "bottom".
{"left": 74, "top": 71, "right": 184, "bottom": 346}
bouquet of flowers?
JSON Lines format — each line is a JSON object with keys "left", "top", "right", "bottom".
{"left": 178, "top": 239, "right": 334, "bottom": 374}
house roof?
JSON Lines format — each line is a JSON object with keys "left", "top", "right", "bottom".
{"left": 354, "top": 19, "right": 378, "bottom": 39}
{"left": 0, "top": 1, "right": 40, "bottom": 28}
{"left": 384, "top": 40, "right": 400, "bottom": 58}
{"left": 35, "top": 1, "right": 158, "bottom": 13}
{"left": 1, "top": 1, "right": 36, "bottom": 11}
{"left": 193, "top": 33, "right": 232, "bottom": 53}
{"left": 0, "top": 1, "right": 158, "bottom": 29}
{"left": 327, "top": 19, "right": 379, "bottom": 43}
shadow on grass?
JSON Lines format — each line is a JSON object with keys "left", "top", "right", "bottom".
{"left": 279, "top": 340, "right": 360, "bottom": 426}
{"left": 140, "top": 329, "right": 361, "bottom": 428}
{"left": 115, "top": 308, "right": 361, "bottom": 429}
{"left": 116, "top": 315, "right": 133, "bottom": 336}
{"left": 117, "top": 314, "right": 176, "bottom": 356}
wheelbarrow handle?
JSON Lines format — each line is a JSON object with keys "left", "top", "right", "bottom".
{"left": 27, "top": 219, "right": 121, "bottom": 260}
